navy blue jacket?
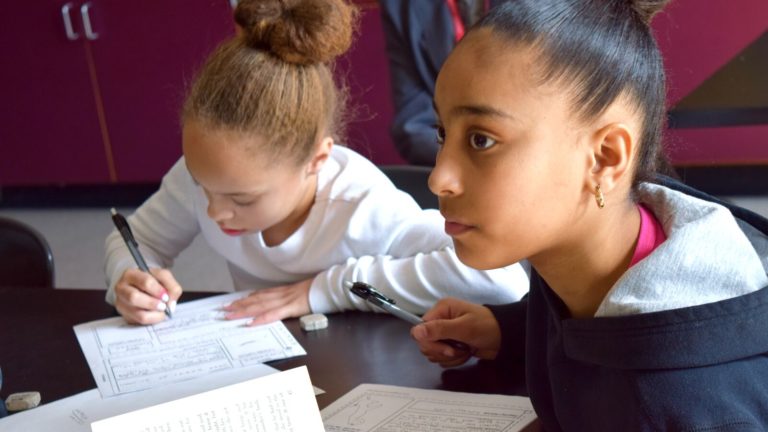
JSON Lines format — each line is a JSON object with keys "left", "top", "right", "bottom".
{"left": 490, "top": 180, "right": 768, "bottom": 431}
{"left": 379, "top": 0, "right": 454, "bottom": 165}
{"left": 379, "top": 1, "right": 504, "bottom": 165}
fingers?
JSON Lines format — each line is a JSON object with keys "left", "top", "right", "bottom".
{"left": 114, "top": 268, "right": 180, "bottom": 325}
{"left": 411, "top": 320, "right": 470, "bottom": 366}
{"left": 151, "top": 268, "right": 183, "bottom": 312}
{"left": 411, "top": 327, "right": 474, "bottom": 367}
{"left": 422, "top": 297, "right": 475, "bottom": 321}
{"left": 115, "top": 300, "right": 167, "bottom": 325}
{"left": 223, "top": 283, "right": 311, "bottom": 325}
{"left": 117, "top": 269, "right": 167, "bottom": 307}
{"left": 434, "top": 351, "right": 473, "bottom": 368}
{"left": 411, "top": 298, "right": 501, "bottom": 367}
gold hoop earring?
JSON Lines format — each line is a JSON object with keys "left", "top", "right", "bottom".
{"left": 595, "top": 184, "right": 605, "bottom": 209}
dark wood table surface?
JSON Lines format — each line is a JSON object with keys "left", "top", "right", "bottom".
{"left": 0, "top": 288, "right": 539, "bottom": 430}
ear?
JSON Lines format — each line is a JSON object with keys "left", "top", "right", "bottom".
{"left": 305, "top": 136, "right": 334, "bottom": 176}
{"left": 586, "top": 123, "right": 635, "bottom": 195}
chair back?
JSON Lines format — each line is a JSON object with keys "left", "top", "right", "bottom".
{"left": 0, "top": 216, "right": 54, "bottom": 288}
{"left": 379, "top": 165, "right": 439, "bottom": 209}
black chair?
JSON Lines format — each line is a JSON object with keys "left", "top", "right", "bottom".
{"left": 379, "top": 165, "right": 439, "bottom": 209}
{"left": 0, "top": 216, "right": 54, "bottom": 288}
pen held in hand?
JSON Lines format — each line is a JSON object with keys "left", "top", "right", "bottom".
{"left": 346, "top": 281, "right": 471, "bottom": 352}
{"left": 110, "top": 208, "right": 172, "bottom": 319}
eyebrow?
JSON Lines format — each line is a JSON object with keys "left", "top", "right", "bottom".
{"left": 189, "top": 174, "right": 260, "bottom": 197}
{"left": 433, "top": 101, "right": 519, "bottom": 122}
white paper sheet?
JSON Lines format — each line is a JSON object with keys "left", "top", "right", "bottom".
{"left": 74, "top": 292, "right": 306, "bottom": 397}
{"left": 321, "top": 384, "right": 537, "bottom": 431}
{"left": 90, "top": 366, "right": 323, "bottom": 432}
{"left": 0, "top": 364, "right": 276, "bottom": 432}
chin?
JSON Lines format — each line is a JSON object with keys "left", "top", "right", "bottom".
{"left": 453, "top": 242, "right": 505, "bottom": 270}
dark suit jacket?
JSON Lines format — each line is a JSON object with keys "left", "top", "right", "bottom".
{"left": 380, "top": 0, "right": 502, "bottom": 165}
{"left": 380, "top": 0, "right": 454, "bottom": 165}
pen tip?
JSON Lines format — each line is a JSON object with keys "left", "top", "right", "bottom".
{"left": 110, "top": 208, "right": 117, "bottom": 216}
{"left": 343, "top": 281, "right": 353, "bottom": 288}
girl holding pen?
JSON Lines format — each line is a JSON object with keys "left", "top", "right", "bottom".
{"left": 104, "top": 0, "right": 529, "bottom": 326}
{"left": 410, "top": 0, "right": 768, "bottom": 429}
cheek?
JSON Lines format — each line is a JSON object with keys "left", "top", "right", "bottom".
{"left": 455, "top": 168, "right": 546, "bottom": 268}
{"left": 246, "top": 200, "right": 282, "bottom": 225}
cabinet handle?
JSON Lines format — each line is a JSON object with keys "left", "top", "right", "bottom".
{"left": 61, "top": 3, "right": 79, "bottom": 41}
{"left": 80, "top": 2, "right": 99, "bottom": 41}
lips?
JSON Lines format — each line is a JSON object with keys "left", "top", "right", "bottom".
{"left": 443, "top": 219, "right": 474, "bottom": 236}
{"left": 220, "top": 227, "right": 246, "bottom": 236}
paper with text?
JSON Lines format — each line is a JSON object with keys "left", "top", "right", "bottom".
{"left": 90, "top": 366, "right": 323, "bottom": 432}
{"left": 0, "top": 364, "right": 279, "bottom": 432}
{"left": 321, "top": 384, "right": 537, "bottom": 432}
{"left": 74, "top": 292, "right": 306, "bottom": 397}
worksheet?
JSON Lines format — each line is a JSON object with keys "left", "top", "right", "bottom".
{"left": 74, "top": 292, "right": 306, "bottom": 397}
{"left": 91, "top": 366, "right": 324, "bottom": 432}
{"left": 0, "top": 364, "right": 273, "bottom": 431}
{"left": 321, "top": 384, "right": 537, "bottom": 432}
{"left": 0, "top": 364, "right": 325, "bottom": 432}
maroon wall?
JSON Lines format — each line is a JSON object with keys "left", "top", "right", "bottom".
{"left": 337, "top": 2, "right": 403, "bottom": 166}
{"left": 346, "top": 0, "right": 768, "bottom": 167}
{"left": 653, "top": 0, "right": 768, "bottom": 166}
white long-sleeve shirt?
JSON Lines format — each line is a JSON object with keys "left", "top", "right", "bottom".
{"left": 105, "top": 146, "right": 529, "bottom": 314}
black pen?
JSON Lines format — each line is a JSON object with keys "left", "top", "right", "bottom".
{"left": 346, "top": 281, "right": 470, "bottom": 352}
{"left": 110, "top": 208, "right": 172, "bottom": 318}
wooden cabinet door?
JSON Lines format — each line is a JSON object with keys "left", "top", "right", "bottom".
{"left": 339, "top": 2, "right": 400, "bottom": 165}
{"left": 88, "top": 0, "right": 235, "bottom": 183}
{"left": 0, "top": 1, "right": 111, "bottom": 185}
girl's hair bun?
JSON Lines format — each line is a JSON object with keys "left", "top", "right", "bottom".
{"left": 234, "top": 0, "right": 357, "bottom": 65}
{"left": 629, "top": 0, "right": 672, "bottom": 25}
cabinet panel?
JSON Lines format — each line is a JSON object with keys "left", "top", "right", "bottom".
{"left": 0, "top": 1, "right": 111, "bottom": 186}
{"left": 340, "top": 2, "right": 402, "bottom": 165}
{"left": 90, "top": 0, "right": 235, "bottom": 183}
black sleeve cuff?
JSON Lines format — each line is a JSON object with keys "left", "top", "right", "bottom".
{"left": 486, "top": 296, "right": 528, "bottom": 364}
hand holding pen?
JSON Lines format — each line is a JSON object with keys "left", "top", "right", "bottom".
{"left": 411, "top": 297, "right": 502, "bottom": 368}
{"left": 111, "top": 209, "right": 182, "bottom": 325}
{"left": 347, "top": 282, "right": 474, "bottom": 358}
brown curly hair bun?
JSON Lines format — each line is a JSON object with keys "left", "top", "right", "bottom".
{"left": 235, "top": 0, "right": 357, "bottom": 65}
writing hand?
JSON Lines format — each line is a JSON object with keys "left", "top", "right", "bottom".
{"left": 411, "top": 297, "right": 502, "bottom": 368}
{"left": 114, "top": 268, "right": 183, "bottom": 325}
{"left": 222, "top": 277, "right": 314, "bottom": 325}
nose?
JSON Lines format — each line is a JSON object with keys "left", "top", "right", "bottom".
{"left": 206, "top": 195, "right": 234, "bottom": 223}
{"left": 428, "top": 145, "right": 463, "bottom": 198}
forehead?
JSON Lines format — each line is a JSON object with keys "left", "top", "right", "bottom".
{"left": 434, "top": 29, "right": 552, "bottom": 119}
{"left": 182, "top": 121, "right": 287, "bottom": 192}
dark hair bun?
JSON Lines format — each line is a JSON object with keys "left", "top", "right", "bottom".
{"left": 630, "top": 0, "right": 672, "bottom": 25}
{"left": 234, "top": 0, "right": 357, "bottom": 65}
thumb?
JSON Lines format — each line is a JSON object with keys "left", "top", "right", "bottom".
{"left": 412, "top": 318, "right": 466, "bottom": 344}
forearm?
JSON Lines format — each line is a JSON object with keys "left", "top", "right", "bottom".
{"left": 104, "top": 159, "right": 202, "bottom": 304}
{"left": 308, "top": 249, "right": 529, "bottom": 314}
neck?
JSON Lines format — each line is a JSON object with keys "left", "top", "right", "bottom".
{"left": 262, "top": 174, "right": 318, "bottom": 247}
{"left": 529, "top": 202, "right": 641, "bottom": 318}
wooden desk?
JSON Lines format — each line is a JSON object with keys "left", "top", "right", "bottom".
{"left": 0, "top": 288, "right": 538, "bottom": 430}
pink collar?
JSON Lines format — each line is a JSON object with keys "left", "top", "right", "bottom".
{"left": 629, "top": 204, "right": 667, "bottom": 268}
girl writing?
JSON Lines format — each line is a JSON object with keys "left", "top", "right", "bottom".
{"left": 411, "top": 0, "right": 768, "bottom": 429}
{"left": 104, "top": 0, "right": 529, "bottom": 326}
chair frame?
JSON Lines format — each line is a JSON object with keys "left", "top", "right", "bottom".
{"left": 0, "top": 216, "right": 55, "bottom": 288}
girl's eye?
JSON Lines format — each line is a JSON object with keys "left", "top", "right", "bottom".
{"left": 468, "top": 133, "right": 497, "bottom": 150}
{"left": 435, "top": 125, "right": 446, "bottom": 145}
{"left": 232, "top": 198, "right": 256, "bottom": 207}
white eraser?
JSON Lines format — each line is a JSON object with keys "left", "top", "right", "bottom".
{"left": 299, "top": 313, "right": 328, "bottom": 331}
{"left": 6, "top": 391, "right": 41, "bottom": 411}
